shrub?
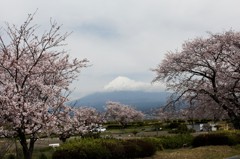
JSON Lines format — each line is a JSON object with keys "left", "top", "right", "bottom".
{"left": 52, "top": 139, "right": 110, "bottom": 159}
{"left": 165, "top": 122, "right": 181, "bottom": 130}
{"left": 121, "top": 140, "right": 140, "bottom": 158}
{"left": 130, "top": 139, "right": 156, "bottom": 158}
{"left": 52, "top": 138, "right": 156, "bottom": 159}
{"left": 39, "top": 153, "right": 48, "bottom": 159}
{"left": 106, "top": 124, "right": 124, "bottom": 129}
{"left": 52, "top": 146, "right": 87, "bottom": 159}
{"left": 160, "top": 134, "right": 194, "bottom": 149}
{"left": 81, "top": 132, "right": 101, "bottom": 138}
{"left": 6, "top": 154, "right": 15, "bottom": 159}
{"left": 143, "top": 137, "right": 164, "bottom": 151}
{"left": 168, "top": 124, "right": 195, "bottom": 134}
{"left": 143, "top": 134, "right": 193, "bottom": 150}
{"left": 101, "top": 140, "right": 125, "bottom": 159}
{"left": 131, "top": 129, "right": 139, "bottom": 136}
{"left": 192, "top": 132, "right": 239, "bottom": 147}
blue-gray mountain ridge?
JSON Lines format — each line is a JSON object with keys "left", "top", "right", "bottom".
{"left": 68, "top": 91, "right": 171, "bottom": 112}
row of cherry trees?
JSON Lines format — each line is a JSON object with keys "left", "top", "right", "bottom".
{"left": 155, "top": 106, "right": 227, "bottom": 122}
{"left": 105, "top": 101, "right": 144, "bottom": 127}
{"left": 54, "top": 101, "right": 144, "bottom": 142}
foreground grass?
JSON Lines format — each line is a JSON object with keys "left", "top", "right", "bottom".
{"left": 4, "top": 144, "right": 240, "bottom": 159}
{"left": 33, "top": 145, "right": 240, "bottom": 159}
{"left": 151, "top": 146, "right": 240, "bottom": 159}
{"left": 8, "top": 146, "right": 240, "bottom": 159}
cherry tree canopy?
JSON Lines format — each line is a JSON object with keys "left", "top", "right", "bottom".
{"left": 55, "top": 106, "right": 103, "bottom": 142}
{"left": 0, "top": 14, "right": 88, "bottom": 159}
{"left": 155, "top": 94, "right": 228, "bottom": 122}
{"left": 153, "top": 31, "right": 240, "bottom": 128}
{"left": 105, "top": 101, "right": 144, "bottom": 127}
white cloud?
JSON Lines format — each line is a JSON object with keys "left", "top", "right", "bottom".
{"left": 1, "top": 0, "right": 240, "bottom": 98}
{"left": 104, "top": 76, "right": 165, "bottom": 91}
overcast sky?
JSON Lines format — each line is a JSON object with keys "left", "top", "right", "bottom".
{"left": 1, "top": 0, "right": 240, "bottom": 99}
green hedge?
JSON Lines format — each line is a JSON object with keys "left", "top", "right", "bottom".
{"left": 52, "top": 138, "right": 156, "bottom": 159}
{"left": 160, "top": 134, "right": 194, "bottom": 149}
{"left": 192, "top": 132, "right": 240, "bottom": 147}
{"left": 145, "top": 134, "right": 193, "bottom": 150}
{"left": 145, "top": 132, "right": 240, "bottom": 149}
{"left": 168, "top": 124, "right": 196, "bottom": 134}
{"left": 52, "top": 132, "right": 240, "bottom": 159}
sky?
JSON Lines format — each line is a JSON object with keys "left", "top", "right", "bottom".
{"left": 1, "top": 0, "right": 240, "bottom": 99}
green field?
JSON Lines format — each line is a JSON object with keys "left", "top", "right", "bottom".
{"left": 2, "top": 138, "right": 240, "bottom": 159}
{"left": 151, "top": 146, "right": 240, "bottom": 159}
{"left": 1, "top": 121, "right": 240, "bottom": 159}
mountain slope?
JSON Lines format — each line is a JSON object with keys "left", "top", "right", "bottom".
{"left": 68, "top": 91, "right": 171, "bottom": 111}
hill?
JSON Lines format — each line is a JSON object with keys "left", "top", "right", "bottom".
{"left": 67, "top": 91, "right": 171, "bottom": 112}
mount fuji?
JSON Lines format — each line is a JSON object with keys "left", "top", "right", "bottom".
{"left": 68, "top": 90, "right": 171, "bottom": 112}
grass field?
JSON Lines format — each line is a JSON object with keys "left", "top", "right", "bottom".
{"left": 1, "top": 123, "right": 240, "bottom": 159}
{"left": 150, "top": 146, "right": 240, "bottom": 159}
{"left": 2, "top": 138, "right": 240, "bottom": 159}
{"left": 29, "top": 137, "right": 240, "bottom": 159}
{"left": 1, "top": 138, "right": 60, "bottom": 159}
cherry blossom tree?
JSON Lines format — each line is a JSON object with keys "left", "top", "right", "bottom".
{"left": 181, "top": 95, "right": 228, "bottom": 122}
{"left": 157, "top": 96, "right": 228, "bottom": 122}
{"left": 0, "top": 14, "right": 88, "bottom": 159}
{"left": 155, "top": 108, "right": 179, "bottom": 121}
{"left": 72, "top": 107, "right": 104, "bottom": 137}
{"left": 105, "top": 101, "right": 144, "bottom": 127}
{"left": 152, "top": 30, "right": 240, "bottom": 129}
{"left": 55, "top": 106, "right": 103, "bottom": 142}
{"left": 153, "top": 96, "right": 188, "bottom": 122}
{"left": 53, "top": 105, "right": 73, "bottom": 142}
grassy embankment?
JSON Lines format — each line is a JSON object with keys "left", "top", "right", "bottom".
{"left": 2, "top": 120, "right": 240, "bottom": 159}
{"left": 151, "top": 146, "right": 240, "bottom": 159}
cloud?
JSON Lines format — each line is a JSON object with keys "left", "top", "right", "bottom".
{"left": 2, "top": 0, "right": 240, "bottom": 98}
{"left": 104, "top": 76, "right": 165, "bottom": 91}
{"left": 74, "top": 21, "right": 120, "bottom": 39}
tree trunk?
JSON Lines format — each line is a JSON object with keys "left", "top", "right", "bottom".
{"left": 59, "top": 136, "right": 68, "bottom": 143}
{"left": 213, "top": 98, "right": 240, "bottom": 130}
{"left": 18, "top": 130, "right": 36, "bottom": 159}
{"left": 220, "top": 103, "right": 240, "bottom": 129}
{"left": 228, "top": 113, "right": 240, "bottom": 129}
{"left": 19, "top": 138, "right": 32, "bottom": 159}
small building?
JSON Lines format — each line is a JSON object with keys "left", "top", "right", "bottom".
{"left": 187, "top": 123, "right": 217, "bottom": 132}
